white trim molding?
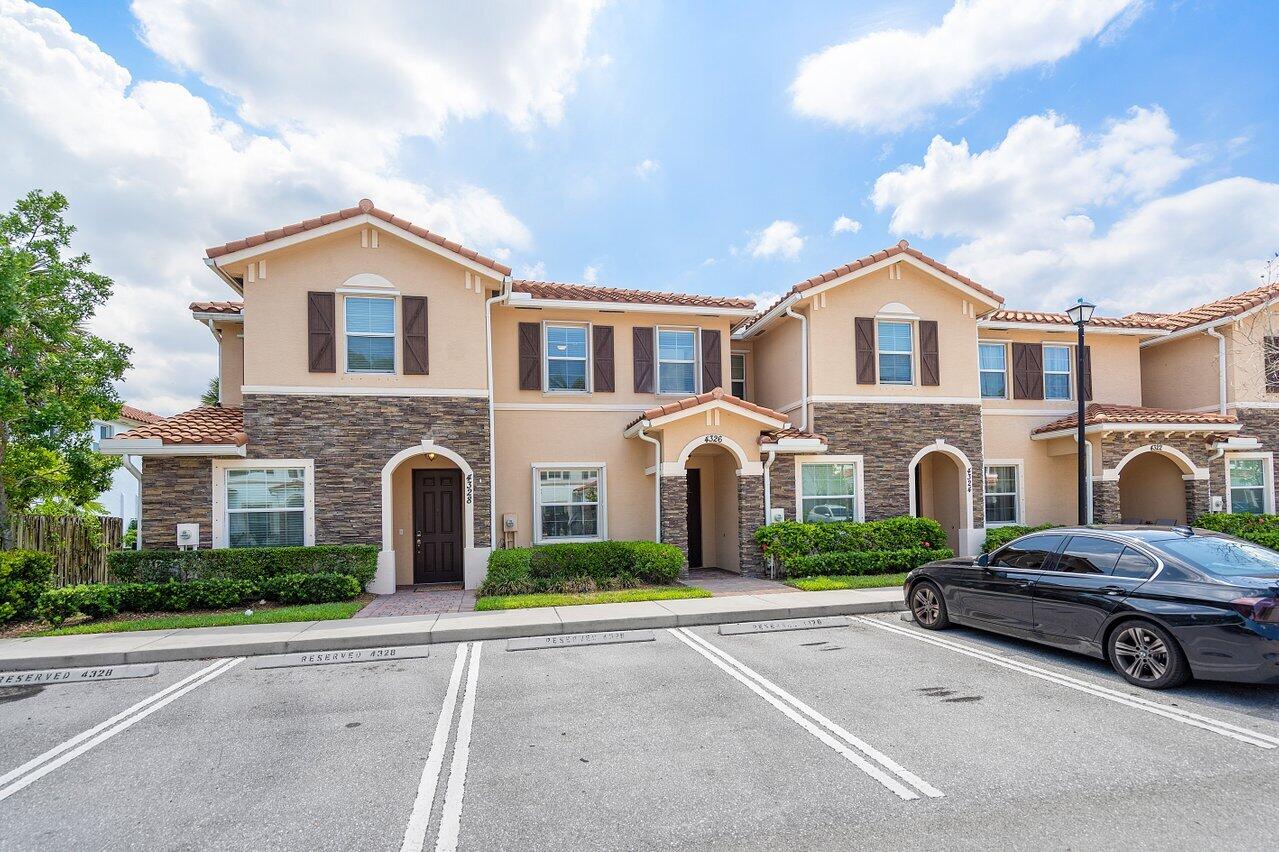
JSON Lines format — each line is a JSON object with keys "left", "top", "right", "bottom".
{"left": 211, "top": 458, "right": 315, "bottom": 549}
{"left": 1223, "top": 451, "right": 1275, "bottom": 515}
{"left": 1032, "top": 421, "right": 1241, "bottom": 441}
{"left": 982, "top": 459, "right": 1025, "bottom": 528}
{"left": 510, "top": 298, "right": 755, "bottom": 317}
{"left": 99, "top": 439, "right": 246, "bottom": 457}
{"left": 811, "top": 394, "right": 983, "bottom": 406}
{"left": 241, "top": 385, "right": 490, "bottom": 398}
{"left": 792, "top": 454, "right": 865, "bottom": 524}
{"left": 674, "top": 434, "right": 752, "bottom": 472}
{"left": 907, "top": 440, "right": 977, "bottom": 557}
{"left": 531, "top": 462, "right": 608, "bottom": 545}
{"left": 1106, "top": 444, "right": 1209, "bottom": 481}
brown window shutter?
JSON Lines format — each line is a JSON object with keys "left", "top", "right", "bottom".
{"left": 1265, "top": 337, "right": 1279, "bottom": 393}
{"left": 307, "top": 292, "right": 336, "bottom": 373}
{"left": 518, "top": 322, "right": 541, "bottom": 390}
{"left": 633, "top": 326, "right": 654, "bottom": 393}
{"left": 593, "top": 326, "right": 615, "bottom": 392}
{"left": 919, "top": 320, "right": 940, "bottom": 386}
{"left": 855, "top": 317, "right": 876, "bottom": 384}
{"left": 701, "top": 329, "right": 722, "bottom": 392}
{"left": 1012, "top": 342, "right": 1043, "bottom": 399}
{"left": 1081, "top": 345, "right": 1093, "bottom": 400}
{"left": 402, "top": 296, "right": 429, "bottom": 375}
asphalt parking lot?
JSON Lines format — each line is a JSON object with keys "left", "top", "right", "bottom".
{"left": 1, "top": 614, "right": 1277, "bottom": 851}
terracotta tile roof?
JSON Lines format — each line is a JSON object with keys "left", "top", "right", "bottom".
{"left": 512, "top": 280, "right": 755, "bottom": 310}
{"left": 114, "top": 406, "right": 248, "bottom": 446}
{"left": 983, "top": 309, "right": 1168, "bottom": 330}
{"left": 1031, "top": 403, "right": 1237, "bottom": 435}
{"left": 119, "top": 405, "right": 163, "bottom": 425}
{"left": 205, "top": 198, "right": 513, "bottom": 276}
{"left": 190, "top": 300, "right": 244, "bottom": 315}
{"left": 735, "top": 240, "right": 1003, "bottom": 334}
{"left": 760, "top": 426, "right": 826, "bottom": 445}
{"left": 1154, "top": 282, "right": 1279, "bottom": 331}
{"left": 626, "top": 387, "right": 788, "bottom": 429}
{"left": 1123, "top": 311, "right": 1169, "bottom": 322}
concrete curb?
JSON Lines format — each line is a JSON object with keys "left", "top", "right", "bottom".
{"left": 0, "top": 588, "right": 907, "bottom": 672}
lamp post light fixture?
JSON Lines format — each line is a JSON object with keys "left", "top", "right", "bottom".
{"left": 1067, "top": 298, "right": 1096, "bottom": 525}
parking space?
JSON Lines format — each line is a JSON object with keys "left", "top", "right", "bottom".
{"left": 0, "top": 616, "right": 1277, "bottom": 850}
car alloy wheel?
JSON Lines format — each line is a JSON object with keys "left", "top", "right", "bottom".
{"left": 1111, "top": 625, "right": 1170, "bottom": 683}
{"left": 912, "top": 585, "right": 941, "bottom": 627}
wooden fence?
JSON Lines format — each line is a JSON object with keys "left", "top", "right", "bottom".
{"left": 10, "top": 515, "right": 124, "bottom": 586}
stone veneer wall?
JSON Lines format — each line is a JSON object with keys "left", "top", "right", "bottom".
{"left": 243, "top": 394, "right": 492, "bottom": 547}
{"left": 1094, "top": 433, "right": 1217, "bottom": 524}
{"left": 659, "top": 476, "right": 689, "bottom": 571}
{"left": 737, "top": 475, "right": 766, "bottom": 577}
{"left": 141, "top": 457, "right": 213, "bottom": 549}
{"left": 812, "top": 403, "right": 985, "bottom": 526}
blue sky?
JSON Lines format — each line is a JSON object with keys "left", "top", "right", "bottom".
{"left": 6, "top": 1, "right": 1279, "bottom": 411}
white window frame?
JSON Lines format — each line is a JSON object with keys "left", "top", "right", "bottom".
{"left": 982, "top": 459, "right": 1024, "bottom": 527}
{"left": 531, "top": 462, "right": 607, "bottom": 544}
{"left": 730, "top": 351, "right": 747, "bottom": 399}
{"left": 542, "top": 321, "right": 592, "bottom": 395}
{"left": 211, "top": 458, "right": 315, "bottom": 549}
{"left": 1042, "top": 343, "right": 1073, "bottom": 401}
{"left": 793, "top": 454, "right": 865, "bottom": 524}
{"left": 343, "top": 295, "right": 397, "bottom": 374}
{"left": 978, "top": 341, "right": 1009, "bottom": 400}
{"left": 1224, "top": 452, "right": 1275, "bottom": 515}
{"left": 876, "top": 320, "right": 915, "bottom": 386}
{"left": 656, "top": 326, "right": 700, "bottom": 396}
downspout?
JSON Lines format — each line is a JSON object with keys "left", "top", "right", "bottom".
{"left": 121, "top": 456, "right": 143, "bottom": 550}
{"left": 636, "top": 425, "right": 662, "bottom": 542}
{"left": 763, "top": 449, "right": 777, "bottom": 578}
{"left": 1206, "top": 326, "right": 1227, "bottom": 416}
{"left": 784, "top": 304, "right": 809, "bottom": 431}
{"left": 485, "top": 278, "right": 513, "bottom": 548}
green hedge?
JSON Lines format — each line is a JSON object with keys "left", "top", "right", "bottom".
{"left": 785, "top": 548, "right": 954, "bottom": 578}
{"left": 479, "top": 540, "right": 684, "bottom": 597}
{"left": 982, "top": 524, "right": 1059, "bottom": 553}
{"left": 0, "top": 551, "right": 55, "bottom": 625}
{"left": 753, "top": 517, "right": 948, "bottom": 570}
{"left": 33, "top": 573, "right": 362, "bottom": 627}
{"left": 1192, "top": 513, "right": 1279, "bottom": 550}
{"left": 108, "top": 545, "right": 378, "bottom": 586}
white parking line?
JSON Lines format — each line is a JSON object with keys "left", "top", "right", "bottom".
{"left": 0, "top": 657, "right": 243, "bottom": 802}
{"left": 401, "top": 643, "right": 469, "bottom": 852}
{"left": 435, "top": 642, "right": 482, "bottom": 852}
{"left": 855, "top": 616, "right": 1279, "bottom": 750}
{"left": 669, "top": 628, "right": 941, "bottom": 801}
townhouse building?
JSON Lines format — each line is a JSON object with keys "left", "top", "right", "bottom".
{"left": 102, "top": 199, "right": 1270, "bottom": 591}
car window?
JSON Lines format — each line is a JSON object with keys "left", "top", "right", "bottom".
{"left": 991, "top": 534, "right": 1066, "bottom": 571}
{"left": 1055, "top": 536, "right": 1126, "bottom": 574}
{"left": 1154, "top": 536, "right": 1279, "bottom": 578}
{"left": 1111, "top": 547, "right": 1158, "bottom": 579}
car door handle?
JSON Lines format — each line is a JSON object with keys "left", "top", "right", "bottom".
{"left": 1100, "top": 585, "right": 1127, "bottom": 595}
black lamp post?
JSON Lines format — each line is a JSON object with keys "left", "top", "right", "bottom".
{"left": 1066, "top": 298, "right": 1096, "bottom": 525}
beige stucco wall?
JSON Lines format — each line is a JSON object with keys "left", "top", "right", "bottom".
{"left": 390, "top": 455, "right": 460, "bottom": 585}
{"left": 1140, "top": 330, "right": 1221, "bottom": 411}
{"left": 978, "top": 328, "right": 1144, "bottom": 411}
{"left": 746, "top": 314, "right": 803, "bottom": 415}
{"left": 806, "top": 263, "right": 982, "bottom": 400}
{"left": 214, "top": 320, "right": 244, "bottom": 407}
{"left": 917, "top": 452, "right": 962, "bottom": 551}
{"left": 230, "top": 227, "right": 493, "bottom": 391}
{"left": 1118, "top": 453, "right": 1187, "bottom": 523}
{"left": 656, "top": 407, "right": 771, "bottom": 465}
{"left": 982, "top": 414, "right": 1103, "bottom": 526}
{"left": 1226, "top": 310, "right": 1279, "bottom": 404}
{"left": 731, "top": 340, "right": 755, "bottom": 402}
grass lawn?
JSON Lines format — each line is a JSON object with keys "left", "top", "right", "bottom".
{"left": 475, "top": 585, "right": 712, "bottom": 611}
{"left": 784, "top": 572, "right": 910, "bottom": 592}
{"left": 27, "top": 602, "right": 363, "bottom": 637}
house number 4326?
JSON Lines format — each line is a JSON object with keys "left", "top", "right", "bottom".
{"left": 703, "top": 435, "right": 725, "bottom": 444}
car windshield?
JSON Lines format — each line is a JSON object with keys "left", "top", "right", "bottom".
{"left": 1155, "top": 536, "right": 1279, "bottom": 578}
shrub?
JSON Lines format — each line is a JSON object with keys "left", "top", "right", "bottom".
{"left": 108, "top": 544, "right": 377, "bottom": 586}
{"left": 623, "top": 540, "right": 683, "bottom": 584}
{"left": 183, "top": 578, "right": 260, "bottom": 610}
{"left": 478, "top": 540, "right": 685, "bottom": 597}
{"left": 786, "top": 548, "right": 954, "bottom": 578}
{"left": 35, "top": 587, "right": 80, "bottom": 627}
{"left": 261, "top": 572, "right": 361, "bottom": 605}
{"left": 114, "top": 582, "right": 166, "bottom": 613}
{"left": 529, "top": 541, "right": 632, "bottom": 583}
{"left": 982, "top": 524, "right": 1059, "bottom": 553}
{"left": 1193, "top": 513, "right": 1279, "bottom": 552}
{"left": 753, "top": 517, "right": 948, "bottom": 570}
{"left": 481, "top": 548, "right": 535, "bottom": 596}
{"left": 74, "top": 584, "right": 122, "bottom": 619}
{"left": 0, "top": 550, "right": 55, "bottom": 625}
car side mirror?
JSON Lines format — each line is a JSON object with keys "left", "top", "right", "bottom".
{"left": 975, "top": 553, "right": 990, "bottom": 568}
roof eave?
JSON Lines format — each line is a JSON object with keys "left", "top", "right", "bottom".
{"left": 1031, "top": 421, "right": 1242, "bottom": 441}
{"left": 510, "top": 298, "right": 756, "bottom": 317}
{"left": 98, "top": 439, "right": 248, "bottom": 457}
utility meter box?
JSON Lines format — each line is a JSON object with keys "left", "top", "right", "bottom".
{"left": 176, "top": 523, "right": 200, "bottom": 550}
{"left": 503, "top": 513, "right": 518, "bottom": 532}
{"left": 1210, "top": 495, "right": 1224, "bottom": 512}
{"left": 769, "top": 507, "right": 785, "bottom": 524}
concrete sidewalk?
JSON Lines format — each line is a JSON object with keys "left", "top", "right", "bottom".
{"left": 0, "top": 587, "right": 906, "bottom": 671}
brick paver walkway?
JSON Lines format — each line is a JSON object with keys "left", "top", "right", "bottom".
{"left": 679, "top": 568, "right": 799, "bottom": 597}
{"left": 354, "top": 584, "right": 477, "bottom": 618}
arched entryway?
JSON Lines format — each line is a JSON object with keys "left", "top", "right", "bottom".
{"left": 909, "top": 442, "right": 974, "bottom": 554}
{"left": 1116, "top": 448, "right": 1193, "bottom": 525}
{"left": 683, "top": 442, "right": 743, "bottom": 572}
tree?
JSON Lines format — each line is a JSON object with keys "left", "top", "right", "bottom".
{"left": 201, "top": 376, "right": 220, "bottom": 407}
{"left": 0, "top": 191, "right": 131, "bottom": 547}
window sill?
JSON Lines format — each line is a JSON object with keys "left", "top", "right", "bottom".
{"left": 534, "top": 536, "right": 604, "bottom": 545}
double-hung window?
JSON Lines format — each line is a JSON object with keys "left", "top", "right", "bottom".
{"left": 1228, "top": 457, "right": 1268, "bottom": 514}
{"left": 731, "top": 353, "right": 747, "bottom": 398}
{"left": 1043, "top": 345, "right": 1072, "bottom": 400}
{"left": 799, "top": 462, "right": 859, "bottom": 524}
{"left": 657, "top": 328, "right": 697, "bottom": 395}
{"left": 877, "top": 321, "right": 913, "bottom": 384}
{"left": 535, "top": 467, "right": 603, "bottom": 541}
{"left": 225, "top": 467, "right": 307, "bottom": 547}
{"left": 545, "top": 324, "right": 589, "bottom": 392}
{"left": 345, "top": 297, "right": 395, "bottom": 373}
{"left": 984, "top": 465, "right": 1019, "bottom": 525}
{"left": 979, "top": 342, "right": 1007, "bottom": 399}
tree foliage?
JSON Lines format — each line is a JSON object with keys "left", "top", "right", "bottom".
{"left": 0, "top": 190, "right": 131, "bottom": 545}
{"left": 201, "top": 376, "right": 220, "bottom": 407}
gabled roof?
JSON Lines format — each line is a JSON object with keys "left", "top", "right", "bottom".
{"left": 512, "top": 280, "right": 755, "bottom": 311}
{"left": 760, "top": 426, "right": 826, "bottom": 445}
{"left": 1031, "top": 403, "right": 1238, "bottom": 436}
{"left": 1153, "top": 281, "right": 1279, "bottom": 331}
{"left": 113, "top": 406, "right": 247, "bottom": 446}
{"left": 982, "top": 309, "right": 1167, "bottom": 330}
{"left": 190, "top": 300, "right": 244, "bottom": 316}
{"left": 119, "top": 404, "right": 163, "bottom": 425}
{"left": 204, "top": 198, "right": 513, "bottom": 276}
{"left": 625, "top": 387, "right": 788, "bottom": 430}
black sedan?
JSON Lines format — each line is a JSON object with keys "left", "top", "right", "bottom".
{"left": 904, "top": 525, "right": 1279, "bottom": 689}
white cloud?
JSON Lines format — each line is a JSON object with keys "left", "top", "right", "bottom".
{"left": 831, "top": 215, "right": 861, "bottom": 235}
{"left": 0, "top": 1, "right": 604, "bottom": 413}
{"left": 748, "top": 220, "right": 804, "bottom": 260}
{"left": 791, "top": 0, "right": 1140, "bottom": 132}
{"left": 132, "top": 0, "right": 607, "bottom": 139}
{"left": 737, "top": 290, "right": 784, "bottom": 312}
{"left": 582, "top": 264, "right": 599, "bottom": 283}
{"left": 634, "top": 158, "right": 660, "bottom": 179}
{"left": 869, "top": 106, "right": 1279, "bottom": 314}
{"left": 519, "top": 261, "right": 547, "bottom": 279}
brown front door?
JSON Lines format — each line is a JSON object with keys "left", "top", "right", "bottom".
{"left": 412, "top": 469, "right": 463, "bottom": 584}
{"left": 686, "top": 468, "right": 703, "bottom": 569}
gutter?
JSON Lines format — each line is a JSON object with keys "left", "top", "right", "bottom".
{"left": 203, "top": 257, "right": 243, "bottom": 294}
{"left": 634, "top": 424, "right": 663, "bottom": 542}
{"left": 784, "top": 304, "right": 810, "bottom": 431}
{"left": 1206, "top": 326, "right": 1227, "bottom": 416}
{"left": 485, "top": 279, "right": 520, "bottom": 548}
